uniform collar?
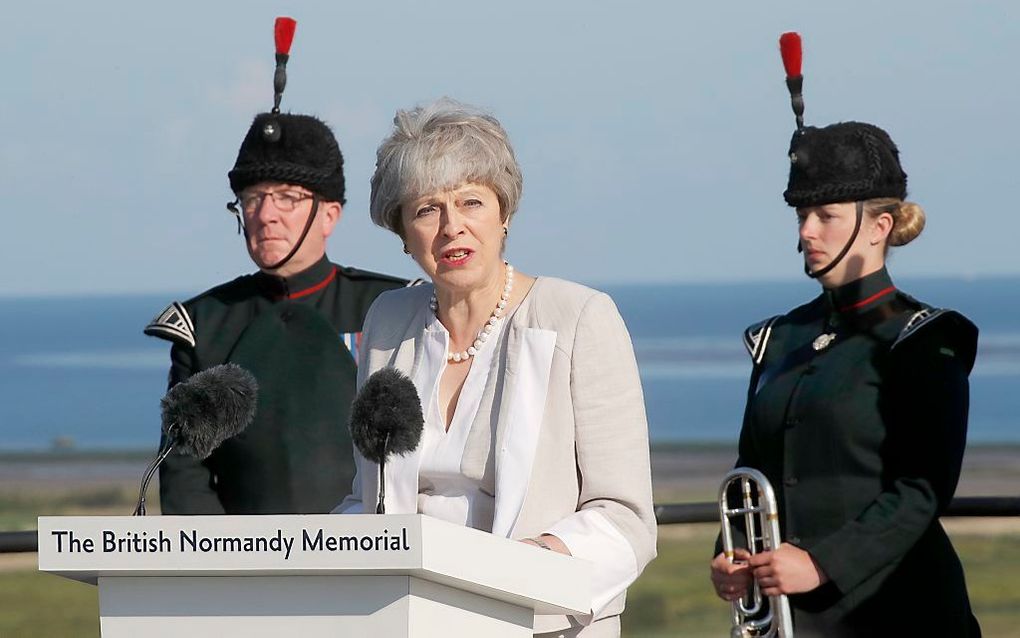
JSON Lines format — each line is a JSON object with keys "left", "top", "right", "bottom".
{"left": 255, "top": 255, "right": 337, "bottom": 301}
{"left": 823, "top": 267, "right": 897, "bottom": 318}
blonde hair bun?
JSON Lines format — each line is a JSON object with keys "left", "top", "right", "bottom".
{"left": 889, "top": 201, "right": 926, "bottom": 246}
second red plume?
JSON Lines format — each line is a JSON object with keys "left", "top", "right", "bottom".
{"left": 779, "top": 32, "right": 802, "bottom": 78}
{"left": 275, "top": 17, "right": 297, "bottom": 56}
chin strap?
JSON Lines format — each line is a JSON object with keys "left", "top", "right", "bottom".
{"left": 804, "top": 200, "right": 864, "bottom": 279}
{"left": 228, "top": 196, "right": 322, "bottom": 272}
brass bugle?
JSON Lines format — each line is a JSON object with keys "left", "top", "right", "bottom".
{"left": 718, "top": 467, "right": 794, "bottom": 638}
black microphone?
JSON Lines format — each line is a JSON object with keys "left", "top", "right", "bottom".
{"left": 134, "top": 364, "right": 258, "bottom": 515}
{"left": 349, "top": 368, "right": 424, "bottom": 514}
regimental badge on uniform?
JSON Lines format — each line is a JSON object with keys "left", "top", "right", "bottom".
{"left": 144, "top": 301, "right": 196, "bottom": 348}
{"left": 812, "top": 332, "right": 837, "bottom": 351}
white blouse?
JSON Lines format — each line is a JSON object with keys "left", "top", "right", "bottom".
{"left": 415, "top": 309, "right": 510, "bottom": 531}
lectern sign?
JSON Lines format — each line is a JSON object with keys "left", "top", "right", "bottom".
{"left": 39, "top": 515, "right": 426, "bottom": 578}
{"left": 46, "top": 520, "right": 412, "bottom": 563}
{"left": 37, "top": 514, "right": 591, "bottom": 638}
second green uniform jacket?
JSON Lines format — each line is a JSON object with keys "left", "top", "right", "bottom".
{"left": 145, "top": 256, "right": 406, "bottom": 515}
{"left": 734, "top": 267, "right": 981, "bottom": 637}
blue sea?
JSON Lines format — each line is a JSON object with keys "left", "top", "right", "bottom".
{"left": 1, "top": 277, "right": 1018, "bottom": 451}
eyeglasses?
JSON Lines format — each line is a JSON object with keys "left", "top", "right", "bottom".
{"left": 226, "top": 190, "right": 317, "bottom": 217}
{"left": 234, "top": 189, "right": 316, "bottom": 214}
{"left": 224, "top": 189, "right": 318, "bottom": 235}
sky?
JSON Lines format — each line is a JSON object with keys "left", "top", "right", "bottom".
{"left": 2, "top": 1, "right": 1018, "bottom": 296}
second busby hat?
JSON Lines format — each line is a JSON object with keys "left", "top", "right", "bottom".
{"left": 784, "top": 121, "right": 908, "bottom": 208}
{"left": 228, "top": 113, "right": 346, "bottom": 204}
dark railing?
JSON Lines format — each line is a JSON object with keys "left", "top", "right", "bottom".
{"left": 0, "top": 530, "right": 37, "bottom": 554}
{"left": 3, "top": 496, "right": 1018, "bottom": 554}
{"left": 654, "top": 496, "right": 1020, "bottom": 525}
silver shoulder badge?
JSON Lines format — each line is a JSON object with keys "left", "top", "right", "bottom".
{"left": 743, "top": 316, "right": 781, "bottom": 365}
{"left": 143, "top": 301, "right": 196, "bottom": 348}
{"left": 890, "top": 308, "right": 945, "bottom": 351}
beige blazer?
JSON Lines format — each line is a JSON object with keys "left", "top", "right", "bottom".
{"left": 335, "top": 277, "right": 657, "bottom": 630}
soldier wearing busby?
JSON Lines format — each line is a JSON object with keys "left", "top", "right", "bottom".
{"left": 710, "top": 33, "right": 982, "bottom": 636}
{"left": 144, "top": 18, "right": 407, "bottom": 514}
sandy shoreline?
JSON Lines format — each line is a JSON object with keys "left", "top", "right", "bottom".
{"left": 650, "top": 442, "right": 1020, "bottom": 500}
{"left": 2, "top": 443, "right": 1017, "bottom": 498}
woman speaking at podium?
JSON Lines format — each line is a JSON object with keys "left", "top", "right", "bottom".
{"left": 709, "top": 34, "right": 981, "bottom": 637}
{"left": 335, "top": 99, "right": 656, "bottom": 637}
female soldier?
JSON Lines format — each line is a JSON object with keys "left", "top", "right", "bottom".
{"left": 710, "top": 35, "right": 981, "bottom": 637}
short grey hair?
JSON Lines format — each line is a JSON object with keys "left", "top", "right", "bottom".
{"left": 369, "top": 98, "right": 523, "bottom": 236}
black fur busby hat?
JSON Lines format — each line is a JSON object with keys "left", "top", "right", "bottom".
{"left": 226, "top": 18, "right": 346, "bottom": 205}
{"left": 778, "top": 33, "right": 907, "bottom": 208}
{"left": 784, "top": 122, "right": 907, "bottom": 207}
{"left": 228, "top": 113, "right": 346, "bottom": 204}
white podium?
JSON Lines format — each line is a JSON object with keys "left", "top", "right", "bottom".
{"left": 38, "top": 514, "right": 591, "bottom": 637}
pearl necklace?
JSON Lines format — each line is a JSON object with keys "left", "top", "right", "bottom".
{"left": 430, "top": 263, "right": 514, "bottom": 363}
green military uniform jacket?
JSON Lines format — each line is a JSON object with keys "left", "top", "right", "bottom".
{"left": 734, "top": 267, "right": 981, "bottom": 637}
{"left": 145, "top": 256, "right": 406, "bottom": 514}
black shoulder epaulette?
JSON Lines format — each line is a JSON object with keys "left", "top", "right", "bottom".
{"left": 336, "top": 265, "right": 408, "bottom": 286}
{"left": 143, "top": 301, "right": 196, "bottom": 348}
{"left": 406, "top": 278, "right": 426, "bottom": 287}
{"left": 891, "top": 308, "right": 978, "bottom": 373}
{"left": 743, "top": 315, "right": 782, "bottom": 365}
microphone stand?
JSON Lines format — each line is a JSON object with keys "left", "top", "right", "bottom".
{"left": 133, "top": 426, "right": 177, "bottom": 516}
{"left": 376, "top": 432, "right": 389, "bottom": 514}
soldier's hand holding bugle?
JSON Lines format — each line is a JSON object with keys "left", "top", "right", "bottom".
{"left": 746, "top": 543, "right": 829, "bottom": 597}
{"left": 709, "top": 547, "right": 752, "bottom": 602}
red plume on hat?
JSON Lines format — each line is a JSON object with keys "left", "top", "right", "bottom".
{"left": 780, "top": 32, "right": 805, "bottom": 131}
{"left": 272, "top": 17, "right": 298, "bottom": 114}
{"left": 275, "top": 17, "right": 297, "bottom": 55}
{"left": 779, "top": 32, "right": 802, "bottom": 79}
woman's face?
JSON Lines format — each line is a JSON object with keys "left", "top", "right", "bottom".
{"left": 796, "top": 202, "right": 886, "bottom": 286}
{"left": 401, "top": 182, "right": 507, "bottom": 294}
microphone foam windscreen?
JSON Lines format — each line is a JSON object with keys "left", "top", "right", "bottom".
{"left": 161, "top": 364, "right": 258, "bottom": 459}
{"left": 349, "top": 368, "right": 424, "bottom": 464}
